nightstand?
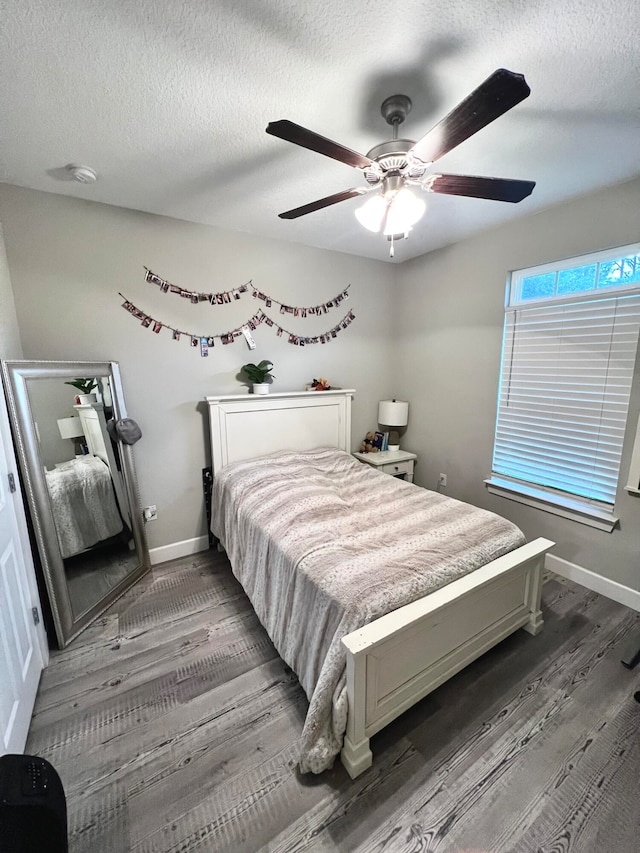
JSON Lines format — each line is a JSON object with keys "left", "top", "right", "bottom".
{"left": 353, "top": 449, "right": 417, "bottom": 482}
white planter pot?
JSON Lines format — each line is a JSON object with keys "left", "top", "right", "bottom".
{"left": 77, "top": 393, "right": 98, "bottom": 404}
{"left": 252, "top": 383, "right": 270, "bottom": 395}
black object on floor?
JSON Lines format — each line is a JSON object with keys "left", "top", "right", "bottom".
{"left": 0, "top": 754, "right": 68, "bottom": 852}
{"left": 635, "top": 691, "right": 640, "bottom": 704}
{"left": 203, "top": 466, "right": 215, "bottom": 548}
{"left": 620, "top": 635, "right": 640, "bottom": 669}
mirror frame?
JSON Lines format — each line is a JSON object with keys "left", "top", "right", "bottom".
{"left": 1, "top": 359, "right": 150, "bottom": 647}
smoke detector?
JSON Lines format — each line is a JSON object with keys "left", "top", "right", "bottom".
{"left": 66, "top": 164, "right": 98, "bottom": 184}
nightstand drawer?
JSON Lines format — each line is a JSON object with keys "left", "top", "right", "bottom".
{"left": 379, "top": 460, "right": 413, "bottom": 478}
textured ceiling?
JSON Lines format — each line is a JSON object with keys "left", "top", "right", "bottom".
{"left": 1, "top": 0, "right": 639, "bottom": 263}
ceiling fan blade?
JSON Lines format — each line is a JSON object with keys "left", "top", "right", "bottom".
{"left": 410, "top": 69, "right": 531, "bottom": 164}
{"left": 267, "top": 120, "right": 375, "bottom": 170}
{"left": 279, "top": 187, "right": 372, "bottom": 219}
{"left": 427, "top": 174, "right": 535, "bottom": 202}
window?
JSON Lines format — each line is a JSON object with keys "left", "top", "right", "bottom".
{"left": 486, "top": 244, "right": 640, "bottom": 531}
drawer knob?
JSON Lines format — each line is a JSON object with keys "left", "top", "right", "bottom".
{"left": 394, "top": 466, "right": 399, "bottom": 471}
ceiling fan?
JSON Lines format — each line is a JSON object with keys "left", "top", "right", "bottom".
{"left": 266, "top": 68, "right": 535, "bottom": 255}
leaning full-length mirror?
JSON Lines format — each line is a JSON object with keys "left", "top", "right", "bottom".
{"left": 1, "top": 360, "right": 150, "bottom": 647}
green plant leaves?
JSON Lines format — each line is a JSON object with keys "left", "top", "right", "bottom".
{"left": 241, "top": 361, "right": 275, "bottom": 383}
{"left": 64, "top": 377, "right": 98, "bottom": 394}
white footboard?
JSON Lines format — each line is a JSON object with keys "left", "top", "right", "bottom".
{"left": 340, "top": 537, "right": 554, "bottom": 778}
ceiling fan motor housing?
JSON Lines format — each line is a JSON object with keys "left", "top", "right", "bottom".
{"left": 364, "top": 139, "right": 426, "bottom": 184}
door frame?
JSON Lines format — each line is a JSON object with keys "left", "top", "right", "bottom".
{"left": 0, "top": 383, "right": 48, "bottom": 753}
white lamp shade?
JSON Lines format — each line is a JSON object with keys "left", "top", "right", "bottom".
{"left": 57, "top": 417, "right": 85, "bottom": 439}
{"left": 378, "top": 399, "right": 409, "bottom": 427}
{"left": 383, "top": 189, "right": 425, "bottom": 236}
{"left": 355, "top": 189, "right": 426, "bottom": 235}
{"left": 354, "top": 194, "right": 386, "bottom": 232}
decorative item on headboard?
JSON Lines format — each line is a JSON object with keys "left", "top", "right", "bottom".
{"left": 64, "top": 377, "right": 98, "bottom": 405}
{"left": 240, "top": 360, "right": 275, "bottom": 395}
{"left": 310, "top": 377, "right": 331, "bottom": 391}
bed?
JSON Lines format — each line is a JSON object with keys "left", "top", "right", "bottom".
{"left": 45, "top": 402, "right": 129, "bottom": 559}
{"left": 45, "top": 455, "right": 123, "bottom": 559}
{"left": 206, "top": 390, "right": 553, "bottom": 778}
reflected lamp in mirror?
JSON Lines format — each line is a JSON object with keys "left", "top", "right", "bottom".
{"left": 57, "top": 416, "right": 85, "bottom": 455}
{"left": 378, "top": 399, "right": 409, "bottom": 451}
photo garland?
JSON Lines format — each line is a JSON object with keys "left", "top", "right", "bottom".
{"left": 144, "top": 268, "right": 249, "bottom": 304}
{"left": 144, "top": 267, "right": 350, "bottom": 316}
{"left": 119, "top": 293, "right": 356, "bottom": 352}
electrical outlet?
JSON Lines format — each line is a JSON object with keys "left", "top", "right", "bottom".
{"left": 143, "top": 505, "right": 157, "bottom": 522}
{"left": 438, "top": 473, "right": 447, "bottom": 488}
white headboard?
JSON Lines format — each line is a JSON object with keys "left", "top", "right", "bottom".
{"left": 75, "top": 402, "right": 131, "bottom": 526}
{"left": 75, "top": 403, "right": 110, "bottom": 464}
{"left": 205, "top": 389, "right": 355, "bottom": 475}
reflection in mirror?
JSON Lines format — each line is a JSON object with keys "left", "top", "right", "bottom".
{"left": 28, "top": 376, "right": 137, "bottom": 618}
{"left": 1, "top": 361, "right": 149, "bottom": 647}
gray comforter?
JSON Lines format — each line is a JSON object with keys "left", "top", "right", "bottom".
{"left": 211, "top": 448, "right": 525, "bottom": 773}
{"left": 45, "top": 456, "right": 123, "bottom": 559}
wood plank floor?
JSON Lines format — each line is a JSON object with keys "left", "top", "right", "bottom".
{"left": 26, "top": 550, "right": 640, "bottom": 852}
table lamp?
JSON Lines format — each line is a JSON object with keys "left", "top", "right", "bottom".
{"left": 378, "top": 399, "right": 409, "bottom": 451}
{"left": 57, "top": 416, "right": 85, "bottom": 455}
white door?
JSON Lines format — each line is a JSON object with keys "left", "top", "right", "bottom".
{"left": 0, "top": 387, "right": 47, "bottom": 754}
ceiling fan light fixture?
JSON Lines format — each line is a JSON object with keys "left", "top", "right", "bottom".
{"left": 356, "top": 186, "right": 426, "bottom": 236}
{"left": 354, "top": 194, "right": 386, "bottom": 232}
{"left": 383, "top": 188, "right": 425, "bottom": 236}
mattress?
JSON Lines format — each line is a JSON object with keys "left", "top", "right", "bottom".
{"left": 211, "top": 447, "right": 525, "bottom": 773}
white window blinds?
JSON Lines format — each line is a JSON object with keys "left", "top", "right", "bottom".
{"left": 492, "top": 293, "right": 640, "bottom": 507}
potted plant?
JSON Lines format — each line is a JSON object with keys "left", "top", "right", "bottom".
{"left": 65, "top": 377, "right": 98, "bottom": 405}
{"left": 240, "top": 360, "right": 275, "bottom": 395}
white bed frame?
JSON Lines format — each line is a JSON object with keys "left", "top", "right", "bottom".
{"left": 205, "top": 390, "right": 553, "bottom": 778}
{"left": 75, "top": 402, "right": 132, "bottom": 529}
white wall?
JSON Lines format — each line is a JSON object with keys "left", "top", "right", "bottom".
{"left": 3, "top": 177, "right": 639, "bottom": 595}
{"left": 0, "top": 222, "right": 22, "bottom": 359}
{"left": 395, "top": 177, "right": 640, "bottom": 593}
{"left": 0, "top": 184, "right": 396, "bottom": 553}
{"left": 27, "top": 379, "right": 79, "bottom": 470}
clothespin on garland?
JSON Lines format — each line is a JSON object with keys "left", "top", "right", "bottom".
{"left": 118, "top": 294, "right": 356, "bottom": 354}
{"left": 143, "top": 267, "right": 350, "bottom": 315}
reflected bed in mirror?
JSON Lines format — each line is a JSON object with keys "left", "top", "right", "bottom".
{"left": 1, "top": 360, "right": 150, "bottom": 647}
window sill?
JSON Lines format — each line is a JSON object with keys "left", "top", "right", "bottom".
{"left": 484, "top": 477, "right": 619, "bottom": 533}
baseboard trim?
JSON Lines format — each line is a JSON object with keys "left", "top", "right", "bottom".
{"left": 546, "top": 554, "right": 640, "bottom": 612}
{"left": 149, "top": 535, "right": 210, "bottom": 566}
